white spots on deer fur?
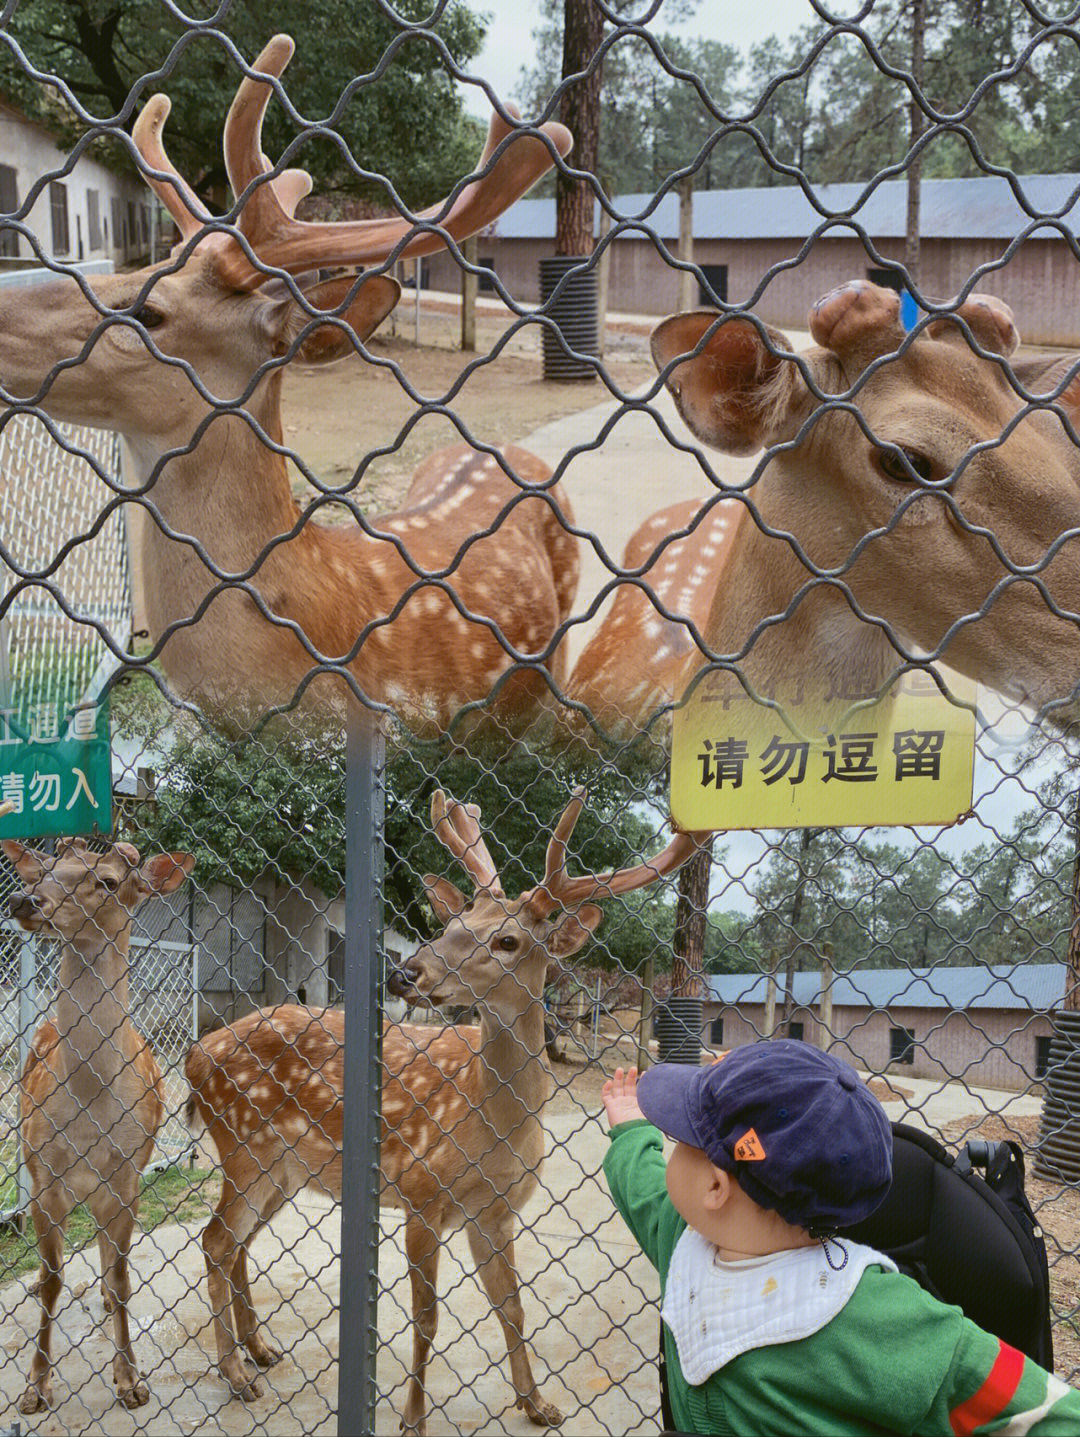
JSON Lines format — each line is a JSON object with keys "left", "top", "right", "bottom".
{"left": 644, "top": 619, "right": 663, "bottom": 640}
{"left": 470, "top": 640, "right": 490, "bottom": 662}
{"left": 422, "top": 591, "right": 443, "bottom": 617}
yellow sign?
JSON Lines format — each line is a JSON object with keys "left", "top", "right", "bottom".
{"left": 670, "top": 668, "right": 975, "bottom": 831}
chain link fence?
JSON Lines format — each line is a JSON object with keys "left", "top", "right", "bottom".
{"left": 1, "top": 1, "right": 1080, "bottom": 1433}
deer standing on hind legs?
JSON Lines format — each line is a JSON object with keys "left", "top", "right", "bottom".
{"left": 1, "top": 836, "right": 194, "bottom": 1414}
{"left": 184, "top": 792, "right": 703, "bottom": 1432}
{"left": 649, "top": 281, "right": 1080, "bottom": 727}
{"left": 0, "top": 35, "right": 577, "bottom": 733}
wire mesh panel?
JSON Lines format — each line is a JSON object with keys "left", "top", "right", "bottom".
{"left": 2, "top": 0, "right": 1080, "bottom": 1433}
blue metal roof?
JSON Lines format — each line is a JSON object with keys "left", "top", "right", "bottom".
{"left": 706, "top": 964, "right": 1067, "bottom": 1012}
{"left": 491, "top": 174, "right": 1080, "bottom": 242}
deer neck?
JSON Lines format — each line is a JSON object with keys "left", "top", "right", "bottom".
{"left": 474, "top": 991, "right": 551, "bottom": 1142}
{"left": 54, "top": 928, "right": 135, "bottom": 1100}
{"left": 708, "top": 514, "right": 896, "bottom": 712}
{"left": 124, "top": 376, "right": 301, "bottom": 570}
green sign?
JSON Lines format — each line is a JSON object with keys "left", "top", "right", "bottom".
{"left": 0, "top": 696, "right": 112, "bottom": 840}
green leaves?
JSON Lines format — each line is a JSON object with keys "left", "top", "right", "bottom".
{"left": 7, "top": 0, "right": 487, "bottom": 207}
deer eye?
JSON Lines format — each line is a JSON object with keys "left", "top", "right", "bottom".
{"left": 876, "top": 446, "right": 934, "bottom": 484}
{"left": 100, "top": 876, "right": 119, "bottom": 892}
{"left": 497, "top": 935, "right": 517, "bottom": 952}
{"left": 131, "top": 305, "right": 164, "bottom": 330}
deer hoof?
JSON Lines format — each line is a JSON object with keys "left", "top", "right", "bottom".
{"left": 247, "top": 1333, "right": 283, "bottom": 1368}
{"left": 519, "top": 1395, "right": 563, "bottom": 1427}
{"left": 19, "top": 1384, "right": 49, "bottom": 1414}
{"left": 118, "top": 1377, "right": 150, "bottom": 1409}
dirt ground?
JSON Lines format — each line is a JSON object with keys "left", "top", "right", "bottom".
{"left": 279, "top": 307, "right": 653, "bottom": 513}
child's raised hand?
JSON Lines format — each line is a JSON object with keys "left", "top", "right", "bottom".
{"left": 603, "top": 1066, "right": 646, "bottom": 1126}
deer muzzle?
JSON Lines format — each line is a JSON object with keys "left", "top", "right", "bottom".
{"left": 7, "top": 891, "right": 42, "bottom": 927}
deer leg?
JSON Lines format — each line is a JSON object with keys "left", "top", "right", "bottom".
{"left": 230, "top": 1190, "right": 289, "bottom": 1370}
{"left": 95, "top": 1230, "right": 115, "bottom": 1314}
{"left": 401, "top": 1214, "right": 444, "bottom": 1437}
{"left": 19, "top": 1191, "right": 71, "bottom": 1414}
{"left": 204, "top": 1177, "right": 275, "bottom": 1402}
{"left": 466, "top": 1212, "right": 562, "bottom": 1428}
{"left": 92, "top": 1187, "right": 149, "bottom": 1410}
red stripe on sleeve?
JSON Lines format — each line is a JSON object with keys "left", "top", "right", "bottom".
{"left": 949, "top": 1342, "right": 1026, "bottom": 1436}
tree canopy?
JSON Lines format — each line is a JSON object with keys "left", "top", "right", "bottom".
{"left": 522, "top": 0, "right": 1080, "bottom": 195}
{"left": 4, "top": 0, "right": 487, "bottom": 208}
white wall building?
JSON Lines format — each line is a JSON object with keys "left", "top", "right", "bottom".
{"left": 0, "top": 98, "right": 152, "bottom": 268}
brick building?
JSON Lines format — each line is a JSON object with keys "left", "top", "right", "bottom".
{"left": 704, "top": 964, "right": 1068, "bottom": 1092}
{"left": 423, "top": 172, "right": 1080, "bottom": 346}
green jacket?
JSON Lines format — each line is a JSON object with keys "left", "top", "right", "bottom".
{"left": 605, "top": 1120, "right": 1080, "bottom": 1436}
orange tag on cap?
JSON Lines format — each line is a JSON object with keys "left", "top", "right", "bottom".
{"left": 733, "top": 1129, "right": 766, "bottom": 1162}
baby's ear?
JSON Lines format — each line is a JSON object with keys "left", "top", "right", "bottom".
{"left": 702, "top": 1164, "right": 733, "bottom": 1213}
{"left": 651, "top": 311, "right": 810, "bottom": 455}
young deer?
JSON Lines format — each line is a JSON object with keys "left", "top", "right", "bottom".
{"left": 651, "top": 281, "right": 1080, "bottom": 726}
{"left": 0, "top": 35, "right": 576, "bottom": 732}
{"left": 1, "top": 835, "right": 194, "bottom": 1413}
{"left": 568, "top": 497, "right": 745, "bottom": 739}
{"left": 184, "top": 793, "right": 702, "bottom": 1431}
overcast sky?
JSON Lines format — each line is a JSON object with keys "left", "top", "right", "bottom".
{"left": 459, "top": 0, "right": 817, "bottom": 116}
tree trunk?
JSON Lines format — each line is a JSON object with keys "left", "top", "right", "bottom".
{"left": 904, "top": 0, "right": 927, "bottom": 284}
{"left": 461, "top": 235, "right": 478, "bottom": 352}
{"left": 670, "top": 839, "right": 714, "bottom": 1000}
{"left": 1067, "top": 783, "right": 1080, "bottom": 1010}
{"left": 779, "top": 828, "right": 816, "bottom": 1035}
{"left": 677, "top": 176, "right": 695, "bottom": 313}
{"left": 637, "top": 956, "right": 655, "bottom": 1069}
{"left": 555, "top": 0, "right": 604, "bottom": 257}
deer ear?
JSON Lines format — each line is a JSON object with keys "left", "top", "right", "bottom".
{"left": 1, "top": 840, "right": 46, "bottom": 882}
{"left": 278, "top": 274, "right": 401, "bottom": 364}
{"left": 423, "top": 875, "right": 467, "bottom": 926}
{"left": 137, "top": 852, "right": 195, "bottom": 896}
{"left": 651, "top": 311, "right": 802, "bottom": 455}
{"left": 546, "top": 903, "right": 603, "bottom": 958}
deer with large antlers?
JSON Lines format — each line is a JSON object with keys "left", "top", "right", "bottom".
{"left": 646, "top": 280, "right": 1080, "bottom": 730}
{"left": 1, "top": 835, "right": 194, "bottom": 1413}
{"left": 0, "top": 36, "right": 576, "bottom": 732}
{"left": 184, "top": 792, "right": 701, "bottom": 1430}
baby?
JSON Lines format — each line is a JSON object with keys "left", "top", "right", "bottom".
{"left": 602, "top": 1040, "right": 1080, "bottom": 1435}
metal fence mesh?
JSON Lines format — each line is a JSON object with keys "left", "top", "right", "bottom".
{"left": 1, "top": 0, "right": 1080, "bottom": 1433}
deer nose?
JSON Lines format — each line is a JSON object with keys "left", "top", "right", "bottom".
{"left": 387, "top": 961, "right": 421, "bottom": 1000}
{"left": 8, "top": 892, "right": 40, "bottom": 922}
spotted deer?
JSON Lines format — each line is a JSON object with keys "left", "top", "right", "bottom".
{"left": 0, "top": 35, "right": 576, "bottom": 732}
{"left": 2, "top": 835, "right": 194, "bottom": 1413}
{"left": 184, "top": 792, "right": 702, "bottom": 1430}
{"left": 650, "top": 280, "right": 1080, "bottom": 727}
{"left": 568, "top": 497, "right": 745, "bottom": 738}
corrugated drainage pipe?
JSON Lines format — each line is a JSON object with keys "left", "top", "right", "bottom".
{"left": 1034, "top": 1009, "right": 1080, "bottom": 1183}
{"left": 656, "top": 996, "right": 703, "bottom": 1066}
{"left": 539, "top": 255, "right": 598, "bottom": 381}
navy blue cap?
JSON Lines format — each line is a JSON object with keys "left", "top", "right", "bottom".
{"left": 636, "top": 1040, "right": 892, "bottom": 1232}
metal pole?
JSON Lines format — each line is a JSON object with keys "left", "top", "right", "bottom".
{"left": 590, "top": 976, "right": 601, "bottom": 1061}
{"left": 338, "top": 708, "right": 384, "bottom": 1436}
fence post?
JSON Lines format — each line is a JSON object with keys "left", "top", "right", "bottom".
{"left": 338, "top": 709, "right": 385, "bottom": 1436}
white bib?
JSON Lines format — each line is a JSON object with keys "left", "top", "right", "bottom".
{"left": 661, "top": 1230, "right": 896, "bottom": 1385}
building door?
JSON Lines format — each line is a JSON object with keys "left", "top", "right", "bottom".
{"left": 698, "top": 263, "right": 728, "bottom": 306}
{"left": 867, "top": 267, "right": 905, "bottom": 292}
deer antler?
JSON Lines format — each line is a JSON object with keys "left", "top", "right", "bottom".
{"left": 135, "top": 33, "right": 574, "bottom": 291}
{"left": 525, "top": 789, "right": 707, "bottom": 916}
{"left": 431, "top": 791, "right": 504, "bottom": 897}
